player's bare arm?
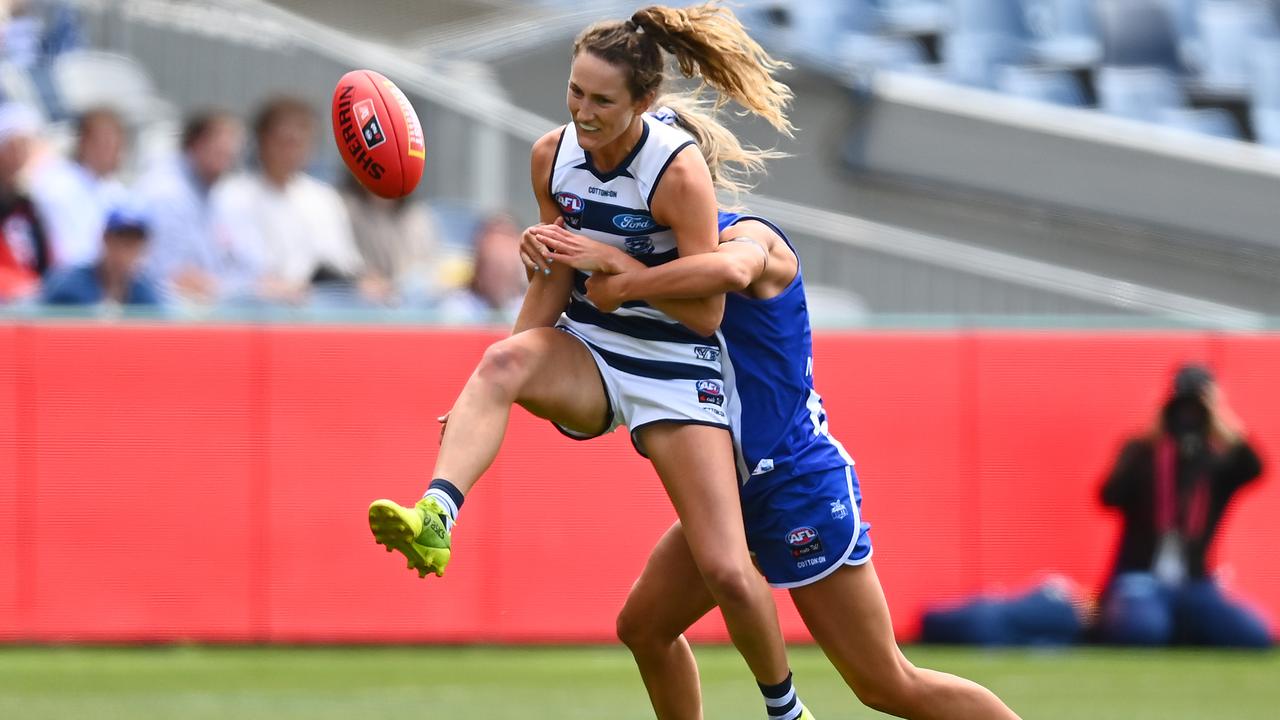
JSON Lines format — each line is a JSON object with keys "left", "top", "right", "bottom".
{"left": 511, "top": 127, "right": 575, "bottom": 335}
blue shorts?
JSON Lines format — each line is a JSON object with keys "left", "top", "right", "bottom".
{"left": 742, "top": 465, "right": 872, "bottom": 589}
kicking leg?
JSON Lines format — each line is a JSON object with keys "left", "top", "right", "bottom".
{"left": 370, "top": 328, "right": 609, "bottom": 576}
{"left": 434, "top": 326, "right": 609, "bottom": 494}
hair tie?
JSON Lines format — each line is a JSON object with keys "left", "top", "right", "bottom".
{"left": 651, "top": 106, "right": 679, "bottom": 127}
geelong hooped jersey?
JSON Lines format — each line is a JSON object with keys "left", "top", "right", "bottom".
{"left": 717, "top": 210, "right": 855, "bottom": 487}
{"left": 551, "top": 115, "right": 731, "bottom": 403}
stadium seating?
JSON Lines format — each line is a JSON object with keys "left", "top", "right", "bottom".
{"left": 1026, "top": 0, "right": 1102, "bottom": 68}
{"left": 1196, "top": 0, "right": 1279, "bottom": 93}
{"left": 749, "top": 0, "right": 1280, "bottom": 146}
{"left": 1253, "top": 39, "right": 1280, "bottom": 146}
{"left": 997, "top": 64, "right": 1087, "bottom": 106}
{"left": 874, "top": 0, "right": 951, "bottom": 36}
{"left": 943, "top": 31, "right": 1030, "bottom": 87}
{"left": 1095, "top": 66, "right": 1185, "bottom": 123}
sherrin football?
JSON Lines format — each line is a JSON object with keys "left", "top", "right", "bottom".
{"left": 331, "top": 69, "right": 425, "bottom": 199}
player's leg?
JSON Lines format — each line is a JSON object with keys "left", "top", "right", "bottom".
{"left": 790, "top": 561, "right": 1021, "bottom": 720}
{"left": 615, "top": 521, "right": 717, "bottom": 720}
{"left": 638, "top": 423, "right": 805, "bottom": 711}
{"left": 435, "top": 326, "right": 609, "bottom": 492}
{"left": 370, "top": 327, "right": 609, "bottom": 575}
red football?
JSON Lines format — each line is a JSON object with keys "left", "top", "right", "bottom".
{"left": 331, "top": 69, "right": 425, "bottom": 198}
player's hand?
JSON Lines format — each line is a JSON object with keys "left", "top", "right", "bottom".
{"left": 585, "top": 272, "right": 627, "bottom": 313}
{"left": 536, "top": 219, "right": 628, "bottom": 274}
{"left": 520, "top": 224, "right": 553, "bottom": 276}
{"left": 1203, "top": 384, "right": 1245, "bottom": 446}
{"left": 437, "top": 411, "right": 450, "bottom": 443}
{"left": 173, "top": 267, "right": 217, "bottom": 302}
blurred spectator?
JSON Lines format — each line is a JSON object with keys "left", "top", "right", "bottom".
{"left": 1096, "top": 363, "right": 1270, "bottom": 647}
{"left": 1, "top": 0, "right": 81, "bottom": 64}
{"left": 438, "top": 214, "right": 526, "bottom": 323}
{"left": 0, "top": 102, "right": 51, "bottom": 303}
{"left": 215, "top": 96, "right": 370, "bottom": 306}
{"left": 42, "top": 205, "right": 159, "bottom": 306}
{"left": 339, "top": 173, "right": 441, "bottom": 305}
{"left": 29, "top": 107, "right": 128, "bottom": 269}
{"left": 138, "top": 109, "right": 260, "bottom": 304}
{"left": 2, "top": 0, "right": 81, "bottom": 69}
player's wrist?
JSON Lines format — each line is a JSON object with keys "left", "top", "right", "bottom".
{"left": 613, "top": 273, "right": 636, "bottom": 303}
{"left": 600, "top": 247, "right": 628, "bottom": 275}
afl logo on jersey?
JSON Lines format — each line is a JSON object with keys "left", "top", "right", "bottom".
{"left": 555, "top": 192, "right": 585, "bottom": 229}
{"left": 352, "top": 99, "right": 386, "bottom": 150}
{"left": 555, "top": 192, "right": 585, "bottom": 215}
{"left": 696, "top": 379, "right": 724, "bottom": 407}
{"left": 613, "top": 213, "right": 656, "bottom": 232}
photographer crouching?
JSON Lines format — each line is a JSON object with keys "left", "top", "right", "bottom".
{"left": 1097, "top": 363, "right": 1271, "bottom": 648}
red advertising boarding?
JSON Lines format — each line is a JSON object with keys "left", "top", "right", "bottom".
{"left": 1, "top": 324, "right": 1275, "bottom": 643}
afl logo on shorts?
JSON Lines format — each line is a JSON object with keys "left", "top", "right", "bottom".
{"left": 786, "top": 526, "right": 824, "bottom": 559}
{"left": 696, "top": 379, "right": 724, "bottom": 407}
{"left": 352, "top": 99, "right": 386, "bottom": 150}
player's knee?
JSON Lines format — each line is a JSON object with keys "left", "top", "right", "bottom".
{"left": 475, "top": 339, "right": 535, "bottom": 396}
{"left": 698, "top": 561, "right": 759, "bottom": 609}
{"left": 851, "top": 664, "right": 917, "bottom": 716}
{"left": 614, "top": 607, "right": 646, "bottom": 649}
{"left": 615, "top": 605, "right": 671, "bottom": 652}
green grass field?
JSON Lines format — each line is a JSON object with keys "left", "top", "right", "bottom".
{"left": 1, "top": 645, "right": 1276, "bottom": 719}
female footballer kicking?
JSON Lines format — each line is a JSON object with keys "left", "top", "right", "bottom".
{"left": 368, "top": 5, "right": 817, "bottom": 719}
{"left": 523, "top": 101, "right": 1022, "bottom": 720}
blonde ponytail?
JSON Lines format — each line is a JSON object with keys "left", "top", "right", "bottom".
{"left": 631, "top": 2, "right": 794, "bottom": 135}
{"left": 653, "top": 91, "right": 785, "bottom": 203}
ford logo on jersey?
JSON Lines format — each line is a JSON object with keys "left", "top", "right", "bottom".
{"left": 555, "top": 192, "right": 585, "bottom": 215}
{"left": 613, "top": 213, "right": 656, "bottom": 232}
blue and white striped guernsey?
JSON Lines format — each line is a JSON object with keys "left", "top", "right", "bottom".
{"left": 550, "top": 114, "right": 728, "bottom": 388}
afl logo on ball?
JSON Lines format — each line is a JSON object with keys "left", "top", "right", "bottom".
{"left": 352, "top": 99, "right": 386, "bottom": 150}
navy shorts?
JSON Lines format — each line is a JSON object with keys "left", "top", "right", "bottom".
{"left": 742, "top": 465, "right": 873, "bottom": 588}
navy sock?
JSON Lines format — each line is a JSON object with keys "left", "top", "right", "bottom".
{"left": 423, "top": 478, "right": 464, "bottom": 530}
{"left": 759, "top": 671, "right": 805, "bottom": 720}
